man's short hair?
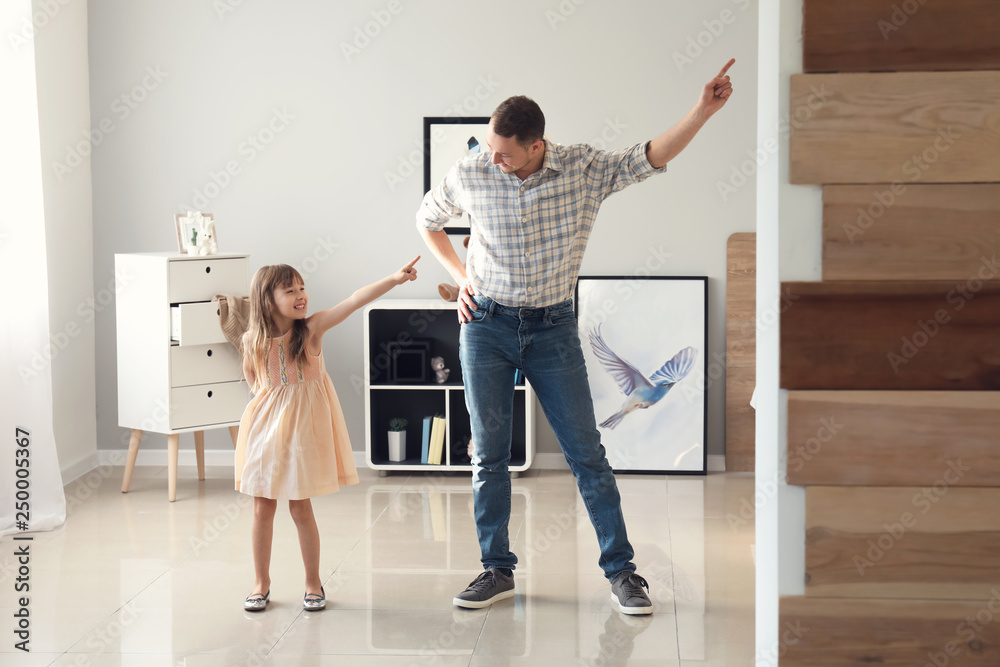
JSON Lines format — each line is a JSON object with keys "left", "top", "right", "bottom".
{"left": 491, "top": 95, "right": 545, "bottom": 147}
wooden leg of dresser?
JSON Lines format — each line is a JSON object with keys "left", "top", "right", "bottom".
{"left": 167, "top": 434, "right": 179, "bottom": 502}
{"left": 229, "top": 425, "right": 239, "bottom": 449}
{"left": 121, "top": 429, "right": 143, "bottom": 493}
{"left": 194, "top": 430, "right": 206, "bottom": 481}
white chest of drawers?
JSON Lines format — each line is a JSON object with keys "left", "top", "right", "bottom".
{"left": 115, "top": 252, "right": 251, "bottom": 500}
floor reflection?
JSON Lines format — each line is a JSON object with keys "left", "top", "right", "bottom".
{"left": 0, "top": 466, "right": 754, "bottom": 666}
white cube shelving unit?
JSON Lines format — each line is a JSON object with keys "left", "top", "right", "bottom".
{"left": 115, "top": 252, "right": 251, "bottom": 500}
{"left": 363, "top": 299, "right": 535, "bottom": 474}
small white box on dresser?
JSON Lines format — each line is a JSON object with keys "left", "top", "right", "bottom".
{"left": 115, "top": 252, "right": 250, "bottom": 500}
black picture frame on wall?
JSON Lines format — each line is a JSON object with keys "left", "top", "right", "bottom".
{"left": 423, "top": 116, "right": 490, "bottom": 235}
{"left": 575, "top": 276, "right": 709, "bottom": 475}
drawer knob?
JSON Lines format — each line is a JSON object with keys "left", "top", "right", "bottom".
{"left": 205, "top": 266, "right": 212, "bottom": 274}
{"left": 206, "top": 349, "right": 213, "bottom": 357}
{"left": 207, "top": 391, "right": 213, "bottom": 398}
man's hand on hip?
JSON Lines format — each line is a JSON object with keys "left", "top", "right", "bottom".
{"left": 458, "top": 281, "right": 478, "bottom": 324}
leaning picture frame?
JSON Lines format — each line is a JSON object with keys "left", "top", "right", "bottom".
{"left": 575, "top": 275, "right": 708, "bottom": 474}
{"left": 423, "top": 116, "right": 490, "bottom": 235}
{"left": 174, "top": 212, "right": 215, "bottom": 255}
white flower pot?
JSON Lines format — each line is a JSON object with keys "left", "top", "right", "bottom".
{"left": 388, "top": 431, "right": 406, "bottom": 462}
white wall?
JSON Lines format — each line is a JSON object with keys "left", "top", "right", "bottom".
{"left": 775, "top": 0, "right": 816, "bottom": 599}
{"left": 87, "top": 0, "right": 758, "bottom": 459}
{"left": 30, "top": 0, "right": 99, "bottom": 481}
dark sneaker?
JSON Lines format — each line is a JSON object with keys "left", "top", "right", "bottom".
{"left": 453, "top": 568, "right": 515, "bottom": 609}
{"left": 610, "top": 572, "right": 653, "bottom": 615}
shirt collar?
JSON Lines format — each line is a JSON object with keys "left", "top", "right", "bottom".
{"left": 539, "top": 139, "right": 564, "bottom": 174}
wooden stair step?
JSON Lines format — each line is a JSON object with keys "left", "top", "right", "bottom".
{"left": 780, "top": 596, "right": 1000, "bottom": 665}
{"left": 804, "top": 0, "right": 1000, "bottom": 73}
{"left": 790, "top": 72, "right": 1000, "bottom": 184}
{"left": 781, "top": 281, "right": 1000, "bottom": 390}
{"left": 805, "top": 486, "right": 1000, "bottom": 600}
{"left": 823, "top": 184, "right": 1000, "bottom": 281}
{"left": 787, "top": 391, "right": 1000, "bottom": 486}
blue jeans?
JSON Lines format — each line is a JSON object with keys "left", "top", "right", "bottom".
{"left": 459, "top": 294, "right": 636, "bottom": 579}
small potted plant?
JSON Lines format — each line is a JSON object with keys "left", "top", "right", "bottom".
{"left": 388, "top": 418, "right": 408, "bottom": 462}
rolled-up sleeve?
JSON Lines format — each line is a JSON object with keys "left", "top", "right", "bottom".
{"left": 589, "top": 141, "right": 668, "bottom": 202}
{"left": 416, "top": 164, "right": 466, "bottom": 232}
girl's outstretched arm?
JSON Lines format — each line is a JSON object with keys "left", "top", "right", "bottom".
{"left": 306, "top": 256, "right": 419, "bottom": 339}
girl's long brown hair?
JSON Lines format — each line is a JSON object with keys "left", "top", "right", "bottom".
{"left": 245, "top": 264, "right": 310, "bottom": 392}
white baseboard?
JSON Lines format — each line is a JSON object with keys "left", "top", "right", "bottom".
{"left": 94, "top": 450, "right": 727, "bottom": 473}
{"left": 61, "top": 452, "right": 101, "bottom": 485}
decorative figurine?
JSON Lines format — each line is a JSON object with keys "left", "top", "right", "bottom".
{"left": 431, "top": 356, "right": 450, "bottom": 384}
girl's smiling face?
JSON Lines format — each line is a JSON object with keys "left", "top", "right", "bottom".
{"left": 272, "top": 280, "right": 308, "bottom": 325}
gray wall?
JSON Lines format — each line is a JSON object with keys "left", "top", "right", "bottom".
{"left": 88, "top": 0, "right": 758, "bottom": 459}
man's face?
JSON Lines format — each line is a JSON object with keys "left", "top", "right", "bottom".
{"left": 486, "top": 123, "right": 542, "bottom": 176}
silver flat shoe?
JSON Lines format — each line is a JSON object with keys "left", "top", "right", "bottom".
{"left": 303, "top": 586, "right": 326, "bottom": 611}
{"left": 244, "top": 590, "right": 269, "bottom": 611}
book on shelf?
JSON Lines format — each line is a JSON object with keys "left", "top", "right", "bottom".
{"left": 420, "top": 416, "right": 432, "bottom": 464}
{"left": 428, "top": 415, "right": 446, "bottom": 465}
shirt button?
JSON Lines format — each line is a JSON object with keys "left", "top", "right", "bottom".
{"left": 524, "top": 251, "right": 530, "bottom": 258}
{"left": 521, "top": 217, "right": 527, "bottom": 223}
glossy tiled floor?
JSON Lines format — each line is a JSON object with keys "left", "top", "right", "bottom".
{"left": 1, "top": 465, "right": 754, "bottom": 666}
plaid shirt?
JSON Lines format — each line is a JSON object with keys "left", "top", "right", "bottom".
{"left": 417, "top": 139, "right": 667, "bottom": 307}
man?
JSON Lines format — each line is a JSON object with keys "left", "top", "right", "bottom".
{"left": 416, "top": 60, "right": 734, "bottom": 615}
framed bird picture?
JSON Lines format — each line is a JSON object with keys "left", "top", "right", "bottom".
{"left": 423, "top": 116, "right": 490, "bottom": 235}
{"left": 575, "top": 276, "right": 708, "bottom": 474}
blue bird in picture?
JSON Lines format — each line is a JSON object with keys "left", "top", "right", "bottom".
{"left": 589, "top": 324, "right": 697, "bottom": 429}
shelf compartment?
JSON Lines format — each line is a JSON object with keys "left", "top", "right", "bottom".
{"left": 369, "top": 389, "right": 446, "bottom": 466}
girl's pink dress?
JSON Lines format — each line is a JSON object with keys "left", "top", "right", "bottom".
{"left": 234, "top": 330, "right": 358, "bottom": 499}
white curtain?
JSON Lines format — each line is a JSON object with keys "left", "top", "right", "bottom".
{"left": 0, "top": 0, "right": 67, "bottom": 537}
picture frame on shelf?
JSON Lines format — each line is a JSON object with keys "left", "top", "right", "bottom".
{"left": 575, "top": 276, "right": 708, "bottom": 474}
{"left": 173, "top": 212, "right": 216, "bottom": 255}
{"left": 423, "top": 116, "right": 490, "bottom": 235}
{"left": 386, "top": 339, "right": 431, "bottom": 384}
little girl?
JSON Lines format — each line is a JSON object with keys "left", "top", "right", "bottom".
{"left": 235, "top": 257, "right": 419, "bottom": 611}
